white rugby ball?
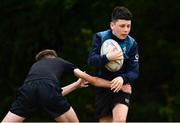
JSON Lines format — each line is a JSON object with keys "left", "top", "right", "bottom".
{"left": 100, "top": 39, "right": 124, "bottom": 72}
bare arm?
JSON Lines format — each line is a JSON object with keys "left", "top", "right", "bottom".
{"left": 61, "top": 78, "right": 88, "bottom": 96}
{"left": 73, "top": 68, "right": 132, "bottom": 94}
{"left": 73, "top": 68, "right": 111, "bottom": 88}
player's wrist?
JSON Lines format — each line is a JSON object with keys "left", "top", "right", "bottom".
{"left": 74, "top": 80, "right": 81, "bottom": 89}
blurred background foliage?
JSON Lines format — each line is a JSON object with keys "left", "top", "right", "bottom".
{"left": 1, "top": 0, "right": 180, "bottom": 122}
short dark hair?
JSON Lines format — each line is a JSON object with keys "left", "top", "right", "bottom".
{"left": 35, "top": 49, "right": 58, "bottom": 61}
{"left": 111, "top": 6, "right": 132, "bottom": 21}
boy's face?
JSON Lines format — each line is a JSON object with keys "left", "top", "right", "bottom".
{"left": 110, "top": 19, "right": 131, "bottom": 40}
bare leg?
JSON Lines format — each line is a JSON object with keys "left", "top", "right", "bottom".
{"left": 54, "top": 107, "right": 79, "bottom": 122}
{"left": 2, "top": 111, "right": 25, "bottom": 122}
{"left": 99, "top": 116, "right": 113, "bottom": 122}
{"left": 113, "top": 103, "right": 128, "bottom": 123}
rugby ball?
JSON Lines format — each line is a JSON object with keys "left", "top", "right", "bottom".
{"left": 100, "top": 39, "right": 124, "bottom": 72}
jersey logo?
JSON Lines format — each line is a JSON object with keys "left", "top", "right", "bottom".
{"left": 134, "top": 53, "right": 139, "bottom": 62}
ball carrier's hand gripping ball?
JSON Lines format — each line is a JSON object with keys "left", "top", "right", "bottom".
{"left": 101, "top": 39, "right": 124, "bottom": 72}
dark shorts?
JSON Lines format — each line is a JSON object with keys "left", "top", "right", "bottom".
{"left": 10, "top": 79, "right": 70, "bottom": 119}
{"left": 95, "top": 88, "right": 131, "bottom": 119}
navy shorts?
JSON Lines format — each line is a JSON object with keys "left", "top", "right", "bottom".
{"left": 95, "top": 88, "right": 131, "bottom": 119}
{"left": 10, "top": 79, "right": 70, "bottom": 119}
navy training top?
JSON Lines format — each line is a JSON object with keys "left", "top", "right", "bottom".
{"left": 88, "top": 29, "right": 139, "bottom": 84}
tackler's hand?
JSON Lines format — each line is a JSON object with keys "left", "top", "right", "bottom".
{"left": 110, "top": 76, "right": 124, "bottom": 93}
{"left": 76, "top": 78, "right": 89, "bottom": 89}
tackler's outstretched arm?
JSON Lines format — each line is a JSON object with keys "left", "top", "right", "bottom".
{"left": 73, "top": 68, "right": 132, "bottom": 94}
{"left": 73, "top": 68, "right": 111, "bottom": 88}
